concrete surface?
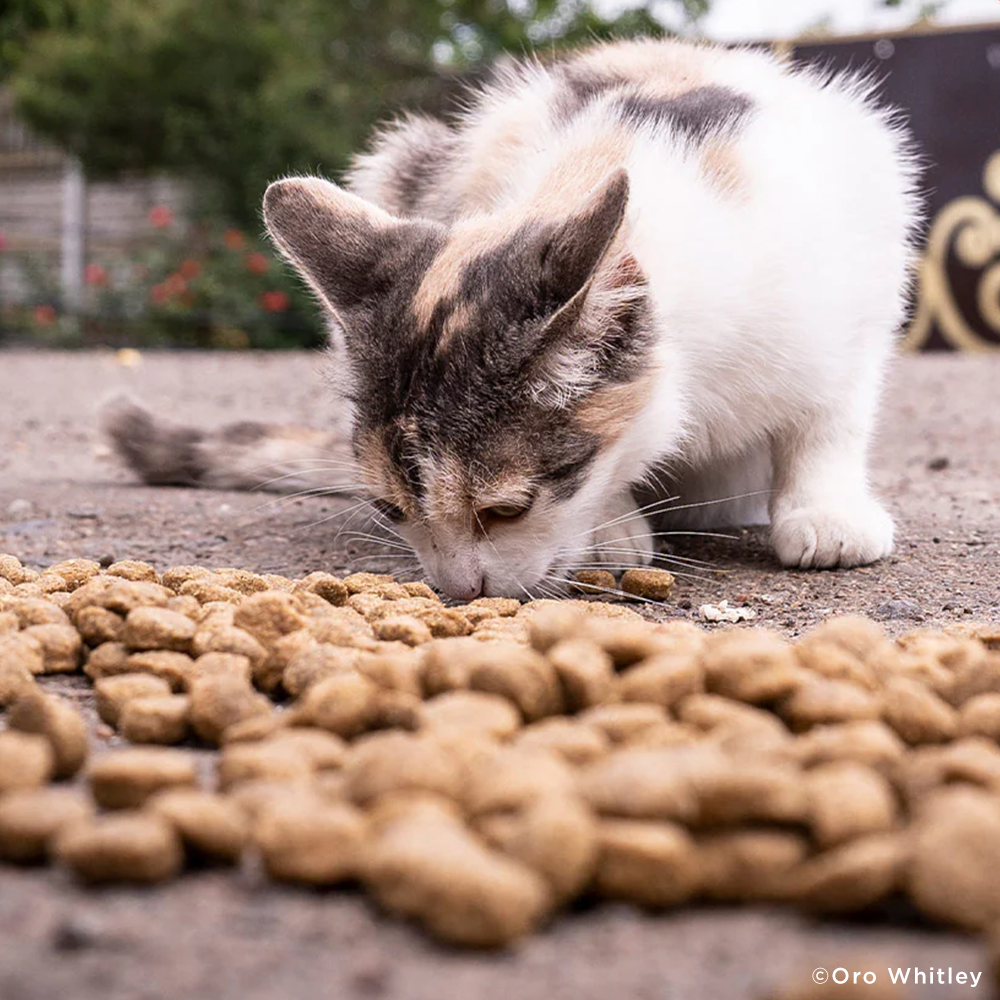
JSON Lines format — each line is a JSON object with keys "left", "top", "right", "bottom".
{"left": 0, "top": 348, "right": 998, "bottom": 1000}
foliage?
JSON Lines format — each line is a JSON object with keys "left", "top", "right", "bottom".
{"left": 0, "top": 209, "right": 323, "bottom": 349}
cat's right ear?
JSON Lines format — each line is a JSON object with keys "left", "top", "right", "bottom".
{"left": 263, "top": 177, "right": 440, "bottom": 316}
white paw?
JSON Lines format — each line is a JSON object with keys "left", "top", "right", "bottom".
{"left": 771, "top": 500, "right": 894, "bottom": 569}
{"left": 589, "top": 509, "right": 655, "bottom": 569}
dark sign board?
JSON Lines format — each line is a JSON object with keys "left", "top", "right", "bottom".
{"left": 791, "top": 22, "right": 1000, "bottom": 351}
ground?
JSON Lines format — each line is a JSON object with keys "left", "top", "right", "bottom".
{"left": 0, "top": 348, "right": 997, "bottom": 1000}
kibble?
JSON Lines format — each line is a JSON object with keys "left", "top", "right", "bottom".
{"left": 7, "top": 691, "right": 88, "bottom": 779}
{"left": 3, "top": 551, "right": 1000, "bottom": 951}
{"left": 55, "top": 813, "right": 183, "bottom": 883}
{"left": 89, "top": 748, "right": 197, "bottom": 809}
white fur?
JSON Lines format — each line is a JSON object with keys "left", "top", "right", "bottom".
{"left": 445, "top": 47, "right": 915, "bottom": 594}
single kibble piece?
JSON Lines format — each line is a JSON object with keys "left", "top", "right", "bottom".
{"left": 292, "top": 572, "right": 349, "bottom": 606}
{"left": 571, "top": 570, "right": 618, "bottom": 595}
{"left": 106, "top": 559, "right": 160, "bottom": 583}
{"left": 373, "top": 615, "right": 433, "bottom": 647}
{"left": 0, "top": 787, "right": 94, "bottom": 863}
{"left": 701, "top": 630, "right": 802, "bottom": 704}
{"left": 13, "top": 598, "right": 71, "bottom": 628}
{"left": 546, "top": 638, "right": 615, "bottom": 711}
{"left": 477, "top": 794, "right": 598, "bottom": 903}
{"left": 468, "top": 645, "right": 564, "bottom": 721}
{"left": 805, "top": 762, "right": 898, "bottom": 848}
{"left": 580, "top": 703, "right": 671, "bottom": 744}
{"left": 790, "top": 833, "right": 906, "bottom": 913}
{"left": 47, "top": 558, "right": 102, "bottom": 591}
{"left": 119, "top": 695, "right": 191, "bottom": 745}
{"left": 696, "top": 829, "right": 808, "bottom": 902}
{"left": 462, "top": 745, "right": 577, "bottom": 817}
{"left": 55, "top": 813, "right": 183, "bottom": 884}
{"left": 187, "top": 675, "right": 271, "bottom": 745}
{"left": 88, "top": 748, "right": 197, "bottom": 809}
{"left": 342, "top": 732, "right": 464, "bottom": 806}
{"left": 0, "top": 731, "right": 54, "bottom": 793}
{"left": 282, "top": 643, "right": 361, "bottom": 698}
{"left": 123, "top": 650, "right": 196, "bottom": 690}
{"left": 881, "top": 676, "right": 958, "bottom": 745}
{"left": 514, "top": 718, "right": 610, "bottom": 766}
{"left": 778, "top": 679, "right": 882, "bottom": 731}
{"left": 262, "top": 728, "right": 347, "bottom": 771}
{"left": 909, "top": 787, "right": 1000, "bottom": 930}
{"left": 364, "top": 804, "right": 551, "bottom": 947}
{"left": 792, "top": 720, "right": 906, "bottom": 773}
{"left": 0, "top": 632, "right": 45, "bottom": 676}
{"left": 148, "top": 789, "right": 249, "bottom": 864}
{"left": 618, "top": 652, "right": 705, "bottom": 710}
{"left": 0, "top": 658, "right": 36, "bottom": 707}
{"left": 293, "top": 672, "right": 378, "bottom": 738}
{"left": 7, "top": 691, "right": 88, "bottom": 779}
{"left": 192, "top": 651, "right": 252, "bottom": 685}
{"left": 594, "top": 818, "right": 700, "bottom": 907}
{"left": 94, "top": 673, "right": 173, "bottom": 726}
{"left": 958, "top": 693, "right": 1000, "bottom": 740}
{"left": 254, "top": 797, "right": 366, "bottom": 884}
{"left": 123, "top": 606, "right": 197, "bottom": 653}
{"left": 217, "top": 741, "right": 315, "bottom": 790}
{"left": 232, "top": 591, "right": 308, "bottom": 647}
{"left": 0, "top": 554, "right": 32, "bottom": 586}
{"left": 418, "top": 690, "right": 521, "bottom": 740}
{"left": 619, "top": 569, "right": 676, "bottom": 601}
{"left": 254, "top": 629, "right": 318, "bottom": 693}
{"left": 191, "top": 626, "right": 267, "bottom": 675}
{"left": 75, "top": 606, "right": 126, "bottom": 646}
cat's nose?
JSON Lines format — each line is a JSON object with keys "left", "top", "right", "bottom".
{"left": 436, "top": 570, "right": 483, "bottom": 601}
{"left": 447, "top": 579, "right": 483, "bottom": 601}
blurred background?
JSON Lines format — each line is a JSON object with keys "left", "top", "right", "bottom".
{"left": 0, "top": 0, "right": 998, "bottom": 351}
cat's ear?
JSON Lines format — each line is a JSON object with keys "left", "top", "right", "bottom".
{"left": 263, "top": 177, "right": 440, "bottom": 315}
{"left": 539, "top": 168, "right": 630, "bottom": 309}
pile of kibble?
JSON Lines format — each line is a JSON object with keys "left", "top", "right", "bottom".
{"left": 2, "top": 552, "right": 1000, "bottom": 955}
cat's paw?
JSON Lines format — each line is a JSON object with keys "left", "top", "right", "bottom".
{"left": 771, "top": 500, "right": 894, "bottom": 569}
{"left": 589, "top": 507, "right": 654, "bottom": 569}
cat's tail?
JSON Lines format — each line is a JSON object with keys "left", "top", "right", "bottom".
{"left": 101, "top": 396, "right": 358, "bottom": 495}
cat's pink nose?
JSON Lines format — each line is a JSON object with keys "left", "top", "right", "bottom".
{"left": 447, "top": 580, "right": 482, "bottom": 601}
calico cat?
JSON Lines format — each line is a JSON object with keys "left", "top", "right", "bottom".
{"left": 105, "top": 37, "right": 920, "bottom": 600}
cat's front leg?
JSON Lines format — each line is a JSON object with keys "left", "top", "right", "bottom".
{"left": 587, "top": 490, "right": 655, "bottom": 570}
{"left": 769, "top": 416, "right": 894, "bottom": 569}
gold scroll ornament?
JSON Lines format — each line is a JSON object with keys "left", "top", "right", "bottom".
{"left": 904, "top": 150, "right": 1000, "bottom": 351}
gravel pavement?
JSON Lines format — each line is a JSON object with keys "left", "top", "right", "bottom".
{"left": 0, "top": 348, "right": 997, "bottom": 1000}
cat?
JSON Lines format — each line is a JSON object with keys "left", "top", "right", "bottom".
{"left": 105, "top": 37, "right": 921, "bottom": 601}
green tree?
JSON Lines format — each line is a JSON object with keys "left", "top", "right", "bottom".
{"left": 4, "top": 0, "right": 696, "bottom": 225}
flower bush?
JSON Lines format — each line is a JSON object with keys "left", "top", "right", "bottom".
{"left": 0, "top": 209, "right": 325, "bottom": 350}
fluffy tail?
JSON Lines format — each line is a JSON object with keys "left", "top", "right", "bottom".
{"left": 101, "top": 397, "right": 357, "bottom": 494}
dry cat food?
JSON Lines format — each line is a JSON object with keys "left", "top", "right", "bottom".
{"left": 3, "top": 552, "right": 1000, "bottom": 958}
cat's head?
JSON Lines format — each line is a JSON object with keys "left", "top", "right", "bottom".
{"left": 263, "top": 172, "right": 653, "bottom": 599}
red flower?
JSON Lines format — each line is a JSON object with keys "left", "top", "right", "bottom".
{"left": 258, "top": 290, "right": 290, "bottom": 313}
{"left": 84, "top": 263, "right": 107, "bottom": 286}
{"left": 149, "top": 205, "right": 174, "bottom": 228}
{"left": 223, "top": 229, "right": 245, "bottom": 250}
{"left": 163, "top": 273, "right": 187, "bottom": 297}
{"left": 245, "top": 252, "right": 269, "bottom": 275}
{"left": 33, "top": 304, "right": 57, "bottom": 326}
{"left": 150, "top": 284, "right": 170, "bottom": 305}
{"left": 179, "top": 259, "right": 201, "bottom": 280}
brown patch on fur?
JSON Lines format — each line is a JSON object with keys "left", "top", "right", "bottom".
{"left": 568, "top": 39, "right": 713, "bottom": 99}
{"left": 525, "top": 129, "right": 635, "bottom": 219}
{"left": 575, "top": 375, "right": 654, "bottom": 446}
{"left": 411, "top": 222, "right": 505, "bottom": 330}
{"left": 701, "top": 141, "right": 747, "bottom": 199}
{"left": 440, "top": 300, "right": 477, "bottom": 345}
{"left": 355, "top": 428, "right": 418, "bottom": 517}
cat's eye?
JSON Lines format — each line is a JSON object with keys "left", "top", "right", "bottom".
{"left": 480, "top": 500, "right": 533, "bottom": 522}
{"left": 373, "top": 499, "right": 407, "bottom": 523}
